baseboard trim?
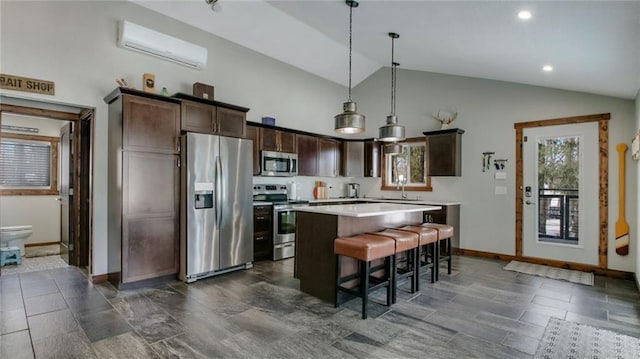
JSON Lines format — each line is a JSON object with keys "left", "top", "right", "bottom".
{"left": 91, "top": 274, "right": 109, "bottom": 284}
{"left": 456, "top": 248, "right": 634, "bottom": 280}
{"left": 24, "top": 241, "right": 59, "bottom": 248}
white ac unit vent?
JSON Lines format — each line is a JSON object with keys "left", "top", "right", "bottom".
{"left": 117, "top": 20, "right": 207, "bottom": 70}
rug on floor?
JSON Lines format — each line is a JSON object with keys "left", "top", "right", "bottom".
{"left": 535, "top": 317, "right": 640, "bottom": 359}
{"left": 1, "top": 255, "right": 68, "bottom": 275}
{"left": 504, "top": 260, "right": 594, "bottom": 286}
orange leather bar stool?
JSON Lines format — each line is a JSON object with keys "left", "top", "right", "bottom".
{"left": 368, "top": 229, "right": 419, "bottom": 303}
{"left": 334, "top": 234, "right": 396, "bottom": 319}
{"left": 396, "top": 225, "right": 438, "bottom": 289}
{"left": 421, "top": 223, "right": 454, "bottom": 280}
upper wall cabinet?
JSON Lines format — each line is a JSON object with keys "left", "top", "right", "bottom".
{"left": 363, "top": 140, "right": 381, "bottom": 177}
{"left": 296, "top": 134, "right": 318, "bottom": 176}
{"left": 342, "top": 141, "right": 364, "bottom": 177}
{"left": 122, "top": 95, "right": 181, "bottom": 154}
{"left": 173, "top": 93, "right": 249, "bottom": 138}
{"left": 423, "top": 128, "right": 464, "bottom": 176}
{"left": 318, "top": 138, "right": 341, "bottom": 177}
{"left": 261, "top": 127, "right": 296, "bottom": 153}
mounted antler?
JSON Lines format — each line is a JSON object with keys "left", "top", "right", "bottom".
{"left": 431, "top": 110, "right": 458, "bottom": 129}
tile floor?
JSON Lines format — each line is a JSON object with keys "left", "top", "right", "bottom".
{"left": 1, "top": 255, "right": 638, "bottom": 358}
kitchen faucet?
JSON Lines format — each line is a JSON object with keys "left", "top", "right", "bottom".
{"left": 397, "top": 174, "right": 408, "bottom": 199}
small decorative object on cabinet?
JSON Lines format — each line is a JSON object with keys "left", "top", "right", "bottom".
{"left": 193, "top": 82, "right": 214, "bottom": 100}
{"left": 142, "top": 73, "right": 155, "bottom": 93}
{"left": 423, "top": 128, "right": 464, "bottom": 176}
{"left": 104, "top": 87, "right": 181, "bottom": 288}
{"left": 431, "top": 110, "right": 458, "bottom": 130}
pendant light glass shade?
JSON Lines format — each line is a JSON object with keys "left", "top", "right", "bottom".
{"left": 335, "top": 0, "right": 365, "bottom": 134}
{"left": 378, "top": 32, "right": 405, "bottom": 142}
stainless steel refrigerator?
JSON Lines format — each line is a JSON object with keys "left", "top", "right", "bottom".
{"left": 180, "top": 132, "right": 253, "bottom": 283}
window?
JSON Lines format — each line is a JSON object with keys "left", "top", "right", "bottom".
{"left": 381, "top": 137, "right": 432, "bottom": 192}
{"left": 0, "top": 133, "right": 59, "bottom": 195}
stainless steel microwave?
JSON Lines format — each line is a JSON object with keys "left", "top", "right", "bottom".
{"left": 261, "top": 150, "right": 298, "bottom": 177}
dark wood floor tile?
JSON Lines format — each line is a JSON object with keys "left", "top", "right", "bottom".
{"left": 385, "top": 329, "right": 475, "bottom": 359}
{"left": 532, "top": 295, "right": 608, "bottom": 320}
{"left": 226, "top": 308, "right": 297, "bottom": 345}
{"left": 474, "top": 312, "right": 546, "bottom": 339}
{"left": 129, "top": 312, "right": 185, "bottom": 344}
{"left": 24, "top": 292, "right": 67, "bottom": 316}
{"left": 423, "top": 311, "right": 511, "bottom": 343}
{"left": 32, "top": 330, "right": 96, "bottom": 359}
{"left": 329, "top": 309, "right": 405, "bottom": 345}
{"left": 92, "top": 331, "right": 159, "bottom": 358}
{"left": 448, "top": 333, "right": 532, "bottom": 359}
{"left": 28, "top": 308, "right": 78, "bottom": 340}
{"left": 379, "top": 310, "right": 457, "bottom": 342}
{"left": 451, "top": 293, "right": 526, "bottom": 319}
{"left": 0, "top": 330, "right": 34, "bottom": 359}
{"left": 332, "top": 332, "right": 403, "bottom": 359}
{"left": 152, "top": 333, "right": 231, "bottom": 359}
{"left": 77, "top": 309, "right": 132, "bottom": 343}
{"left": 20, "top": 279, "right": 59, "bottom": 299}
{"left": 519, "top": 310, "right": 552, "bottom": 327}
{"left": 0, "top": 308, "right": 27, "bottom": 334}
{"left": 501, "top": 332, "right": 540, "bottom": 356}
{"left": 65, "top": 291, "right": 112, "bottom": 316}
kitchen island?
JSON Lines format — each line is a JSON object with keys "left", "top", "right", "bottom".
{"left": 295, "top": 203, "right": 441, "bottom": 302}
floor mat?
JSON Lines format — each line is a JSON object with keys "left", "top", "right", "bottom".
{"left": 1, "top": 255, "right": 68, "bottom": 275}
{"left": 504, "top": 260, "right": 594, "bottom": 286}
{"left": 536, "top": 317, "right": 640, "bottom": 358}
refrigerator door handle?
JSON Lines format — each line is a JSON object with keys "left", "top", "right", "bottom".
{"left": 215, "top": 155, "right": 223, "bottom": 226}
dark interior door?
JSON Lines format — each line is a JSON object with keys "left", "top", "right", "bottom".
{"left": 59, "top": 123, "right": 73, "bottom": 264}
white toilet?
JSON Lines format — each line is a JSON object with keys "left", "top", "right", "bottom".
{"left": 0, "top": 225, "right": 32, "bottom": 256}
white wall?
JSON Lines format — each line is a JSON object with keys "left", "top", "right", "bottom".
{"left": 0, "top": 114, "right": 68, "bottom": 245}
{"left": 0, "top": 1, "right": 346, "bottom": 275}
{"left": 353, "top": 68, "right": 637, "bottom": 272}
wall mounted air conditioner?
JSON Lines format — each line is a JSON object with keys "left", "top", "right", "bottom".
{"left": 117, "top": 20, "right": 207, "bottom": 70}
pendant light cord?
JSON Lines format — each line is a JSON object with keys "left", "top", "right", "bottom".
{"left": 390, "top": 37, "right": 395, "bottom": 116}
{"left": 348, "top": 3, "right": 353, "bottom": 102}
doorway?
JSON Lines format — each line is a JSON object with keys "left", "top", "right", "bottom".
{"left": 515, "top": 113, "right": 610, "bottom": 269}
{"left": 522, "top": 123, "right": 599, "bottom": 265}
{"left": 0, "top": 98, "right": 94, "bottom": 275}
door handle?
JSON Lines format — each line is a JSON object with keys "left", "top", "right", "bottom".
{"left": 215, "top": 156, "right": 222, "bottom": 226}
{"left": 525, "top": 200, "right": 536, "bottom": 205}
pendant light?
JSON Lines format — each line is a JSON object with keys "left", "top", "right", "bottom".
{"left": 335, "top": 0, "right": 365, "bottom": 134}
{"left": 378, "top": 32, "right": 405, "bottom": 143}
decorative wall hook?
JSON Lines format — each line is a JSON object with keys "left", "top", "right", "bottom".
{"left": 482, "top": 151, "right": 495, "bottom": 172}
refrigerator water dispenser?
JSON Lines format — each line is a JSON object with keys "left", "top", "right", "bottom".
{"left": 195, "top": 192, "right": 213, "bottom": 209}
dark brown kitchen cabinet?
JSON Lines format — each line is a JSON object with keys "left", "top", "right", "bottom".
{"left": 318, "top": 138, "right": 341, "bottom": 177}
{"left": 246, "top": 124, "right": 261, "bottom": 175}
{"left": 261, "top": 127, "right": 296, "bottom": 153}
{"left": 296, "top": 134, "right": 318, "bottom": 176}
{"left": 253, "top": 205, "right": 273, "bottom": 261}
{"left": 423, "top": 128, "right": 464, "bottom": 176}
{"left": 180, "top": 100, "right": 246, "bottom": 138}
{"left": 104, "top": 88, "right": 181, "bottom": 288}
{"left": 364, "top": 140, "right": 381, "bottom": 177}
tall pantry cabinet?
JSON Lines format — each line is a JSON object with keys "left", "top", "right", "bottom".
{"left": 105, "top": 88, "right": 181, "bottom": 287}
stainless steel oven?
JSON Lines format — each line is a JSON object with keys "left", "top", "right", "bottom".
{"left": 273, "top": 203, "right": 297, "bottom": 260}
{"left": 261, "top": 151, "right": 298, "bottom": 177}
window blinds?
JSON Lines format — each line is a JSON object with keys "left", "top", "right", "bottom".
{"left": 0, "top": 140, "right": 51, "bottom": 187}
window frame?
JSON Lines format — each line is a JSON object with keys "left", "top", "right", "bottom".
{"left": 0, "top": 132, "right": 59, "bottom": 196}
{"left": 381, "top": 137, "right": 432, "bottom": 192}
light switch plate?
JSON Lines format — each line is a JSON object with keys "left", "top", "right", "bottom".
{"left": 495, "top": 186, "right": 507, "bottom": 195}
{"left": 495, "top": 172, "right": 507, "bottom": 180}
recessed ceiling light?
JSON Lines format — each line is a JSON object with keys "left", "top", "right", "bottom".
{"left": 542, "top": 65, "right": 553, "bottom": 72}
{"left": 517, "top": 10, "right": 532, "bottom": 20}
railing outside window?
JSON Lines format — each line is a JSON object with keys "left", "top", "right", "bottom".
{"left": 538, "top": 188, "right": 578, "bottom": 244}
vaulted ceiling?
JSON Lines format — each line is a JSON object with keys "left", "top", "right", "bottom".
{"left": 133, "top": 0, "right": 640, "bottom": 99}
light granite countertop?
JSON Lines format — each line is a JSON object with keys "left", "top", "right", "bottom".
{"left": 308, "top": 198, "right": 461, "bottom": 206}
{"left": 295, "top": 202, "right": 441, "bottom": 218}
